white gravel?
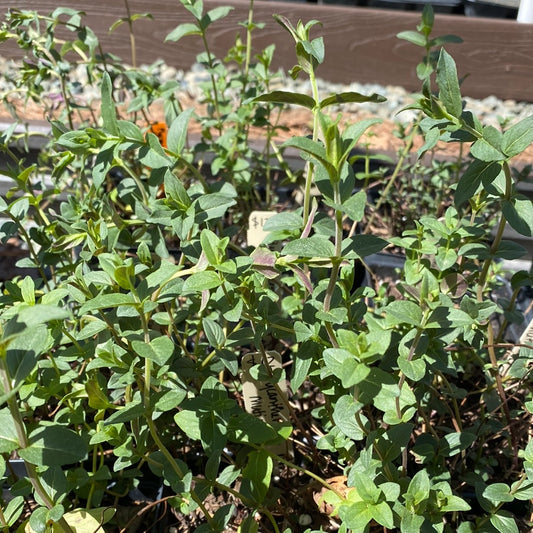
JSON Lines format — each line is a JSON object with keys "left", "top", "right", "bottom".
{"left": 1, "top": 55, "right": 533, "bottom": 128}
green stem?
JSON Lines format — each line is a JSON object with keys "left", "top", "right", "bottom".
{"left": 475, "top": 160, "right": 517, "bottom": 462}
{"left": 244, "top": 0, "right": 254, "bottom": 78}
{"left": 199, "top": 30, "right": 223, "bottom": 135}
{"left": 251, "top": 443, "right": 345, "bottom": 500}
{"left": 139, "top": 310, "right": 214, "bottom": 525}
{"left": 145, "top": 416, "right": 215, "bottom": 525}
{"left": 302, "top": 67, "right": 321, "bottom": 228}
{"left": 323, "top": 180, "right": 343, "bottom": 347}
{"left": 0, "top": 360, "right": 75, "bottom": 533}
{"left": 262, "top": 508, "right": 280, "bottom": 533}
{"left": 123, "top": 0, "right": 136, "bottom": 68}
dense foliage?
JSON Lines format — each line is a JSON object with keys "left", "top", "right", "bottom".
{"left": 0, "top": 3, "right": 532, "bottom": 532}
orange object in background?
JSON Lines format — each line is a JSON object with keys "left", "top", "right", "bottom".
{"left": 149, "top": 122, "right": 168, "bottom": 148}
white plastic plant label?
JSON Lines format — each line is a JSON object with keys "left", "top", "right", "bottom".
{"left": 519, "top": 317, "right": 533, "bottom": 347}
{"left": 241, "top": 350, "right": 291, "bottom": 455}
{"left": 241, "top": 350, "right": 290, "bottom": 423}
{"left": 247, "top": 210, "right": 276, "bottom": 247}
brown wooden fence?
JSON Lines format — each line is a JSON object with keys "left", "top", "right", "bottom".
{"left": 1, "top": 0, "right": 533, "bottom": 101}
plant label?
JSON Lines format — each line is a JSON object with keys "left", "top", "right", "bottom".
{"left": 519, "top": 317, "right": 533, "bottom": 347}
{"left": 247, "top": 211, "right": 276, "bottom": 247}
{"left": 241, "top": 351, "right": 291, "bottom": 454}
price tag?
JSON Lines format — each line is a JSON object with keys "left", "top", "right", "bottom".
{"left": 247, "top": 210, "right": 276, "bottom": 247}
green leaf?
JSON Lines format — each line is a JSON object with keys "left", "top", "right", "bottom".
{"left": 401, "top": 512, "right": 425, "bottom": 533}
{"left": 435, "top": 247, "right": 457, "bottom": 270}
{"left": 227, "top": 412, "right": 279, "bottom": 445}
{"left": 254, "top": 90, "right": 315, "bottom": 109}
{"left": 471, "top": 126, "right": 506, "bottom": 162}
{"left": 86, "top": 377, "right": 113, "bottom": 411}
{"left": 200, "top": 229, "right": 222, "bottom": 265}
{"left": 502, "top": 115, "right": 533, "bottom": 157}
{"left": 370, "top": 501, "right": 394, "bottom": 529}
{"left": 332, "top": 395, "right": 366, "bottom": 441}
{"left": 132, "top": 336, "right": 175, "bottom": 366}
{"left": 511, "top": 479, "right": 533, "bottom": 500}
{"left": 490, "top": 511, "right": 519, "bottom": 533}
{"left": 436, "top": 48, "right": 462, "bottom": 118}
{"left": 140, "top": 133, "right": 172, "bottom": 168}
{"left": 175, "top": 409, "right": 201, "bottom": 440}
{"left": 352, "top": 472, "right": 381, "bottom": 504}
{"left": 76, "top": 318, "right": 108, "bottom": 341}
{"left": 407, "top": 469, "right": 430, "bottom": 505}
{"left": 203, "top": 317, "right": 225, "bottom": 348}
{"left": 442, "top": 431, "right": 476, "bottom": 457}
{"left": 104, "top": 401, "right": 145, "bottom": 425}
{"left": 29, "top": 507, "right": 48, "bottom": 533}
{"left": 182, "top": 270, "right": 221, "bottom": 292}
{"left": 441, "top": 494, "right": 471, "bottom": 512}
{"left": 320, "top": 92, "right": 385, "bottom": 109}
{"left": 303, "top": 36, "right": 325, "bottom": 64}
{"left": 455, "top": 160, "right": 501, "bottom": 207}
{"left": 167, "top": 108, "right": 195, "bottom": 154}
{"left": 0, "top": 408, "right": 19, "bottom": 453}
{"left": 117, "top": 120, "right": 144, "bottom": 142}
{"left": 417, "top": 126, "right": 440, "bottom": 159}
{"left": 100, "top": 72, "right": 119, "bottom": 135}
{"left": 291, "top": 340, "right": 316, "bottom": 390}
{"left": 323, "top": 348, "right": 370, "bottom": 388}
{"left": 164, "top": 169, "right": 190, "bottom": 208}
{"left": 416, "top": 61, "right": 434, "bottom": 80}
{"left": 20, "top": 276, "right": 35, "bottom": 305}
{"left": 20, "top": 426, "right": 86, "bottom": 466}
{"left": 263, "top": 211, "right": 302, "bottom": 232}
{"left": 6, "top": 324, "right": 49, "bottom": 387}
{"left": 398, "top": 355, "right": 426, "bottom": 381}
{"left": 282, "top": 136, "right": 336, "bottom": 178}
{"left": 281, "top": 236, "right": 335, "bottom": 258}
{"left": 342, "top": 190, "right": 366, "bottom": 222}
{"left": 384, "top": 300, "right": 422, "bottom": 327}
{"left": 204, "top": 5, "right": 233, "bottom": 25}
{"left": 79, "top": 293, "right": 137, "bottom": 314}
{"left": 397, "top": 30, "right": 426, "bottom": 47}
{"left": 241, "top": 448, "right": 273, "bottom": 504}
{"left": 495, "top": 240, "right": 526, "bottom": 260}
{"left": 11, "top": 305, "right": 69, "bottom": 328}
{"left": 343, "top": 234, "right": 388, "bottom": 258}
{"left": 165, "top": 22, "right": 201, "bottom": 42}
{"left": 155, "top": 389, "right": 187, "bottom": 412}
{"left": 502, "top": 195, "right": 533, "bottom": 237}
{"left": 338, "top": 501, "right": 373, "bottom": 531}
{"left": 4, "top": 495, "right": 24, "bottom": 526}
{"left": 483, "top": 483, "right": 514, "bottom": 504}
{"left": 431, "top": 34, "right": 463, "bottom": 47}
{"left": 53, "top": 508, "right": 116, "bottom": 533}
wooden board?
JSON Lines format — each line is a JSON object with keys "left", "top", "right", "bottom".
{"left": 1, "top": 1, "right": 533, "bottom": 101}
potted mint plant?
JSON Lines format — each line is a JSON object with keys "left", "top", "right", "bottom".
{"left": 0, "top": 4, "right": 532, "bottom": 532}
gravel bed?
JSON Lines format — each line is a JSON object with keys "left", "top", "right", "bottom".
{"left": 1, "top": 55, "right": 533, "bottom": 129}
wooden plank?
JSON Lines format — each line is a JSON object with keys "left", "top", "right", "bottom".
{"left": 0, "top": 1, "right": 532, "bottom": 101}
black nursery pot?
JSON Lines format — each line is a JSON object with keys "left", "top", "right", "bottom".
{"left": 464, "top": 0, "right": 519, "bottom": 17}
{"left": 364, "top": 0, "right": 465, "bottom": 14}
